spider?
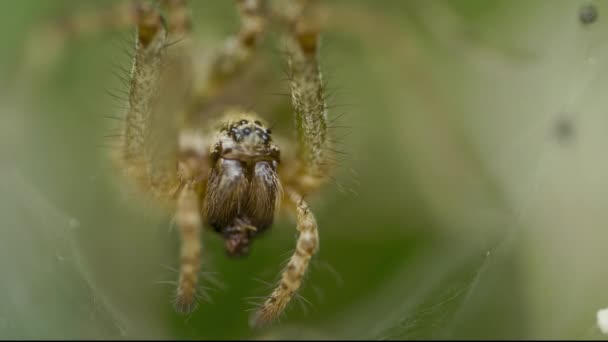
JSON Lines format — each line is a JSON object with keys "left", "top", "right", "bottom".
{"left": 28, "top": 0, "right": 335, "bottom": 327}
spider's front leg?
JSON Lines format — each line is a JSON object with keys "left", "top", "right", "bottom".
{"left": 120, "top": 2, "right": 175, "bottom": 194}
{"left": 121, "top": 0, "right": 195, "bottom": 197}
{"left": 282, "top": 2, "right": 332, "bottom": 195}
{"left": 251, "top": 2, "right": 331, "bottom": 327}
{"left": 119, "top": 1, "right": 206, "bottom": 312}
{"left": 250, "top": 189, "right": 319, "bottom": 327}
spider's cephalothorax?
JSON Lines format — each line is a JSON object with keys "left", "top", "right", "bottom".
{"left": 205, "top": 118, "right": 282, "bottom": 257}
{"left": 34, "top": 0, "right": 334, "bottom": 327}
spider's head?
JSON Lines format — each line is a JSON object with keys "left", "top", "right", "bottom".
{"left": 215, "top": 118, "right": 279, "bottom": 163}
{"left": 203, "top": 115, "right": 282, "bottom": 257}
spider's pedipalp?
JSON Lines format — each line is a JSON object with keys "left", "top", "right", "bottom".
{"left": 250, "top": 189, "right": 319, "bottom": 328}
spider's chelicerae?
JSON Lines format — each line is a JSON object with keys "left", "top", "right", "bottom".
{"left": 35, "top": 0, "right": 335, "bottom": 327}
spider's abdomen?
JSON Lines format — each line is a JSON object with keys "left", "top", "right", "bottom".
{"left": 203, "top": 117, "right": 282, "bottom": 257}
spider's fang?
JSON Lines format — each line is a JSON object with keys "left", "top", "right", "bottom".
{"left": 223, "top": 225, "right": 252, "bottom": 258}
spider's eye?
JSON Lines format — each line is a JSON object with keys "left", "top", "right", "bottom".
{"left": 240, "top": 119, "right": 249, "bottom": 125}
{"left": 243, "top": 127, "right": 252, "bottom": 135}
{"left": 254, "top": 120, "right": 262, "bottom": 126}
{"left": 230, "top": 128, "right": 242, "bottom": 141}
{"left": 256, "top": 128, "right": 270, "bottom": 143}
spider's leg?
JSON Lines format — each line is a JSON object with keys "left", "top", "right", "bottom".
{"left": 157, "top": 0, "right": 194, "bottom": 122}
{"left": 250, "top": 188, "right": 319, "bottom": 327}
{"left": 120, "top": 0, "right": 197, "bottom": 199}
{"left": 281, "top": 3, "right": 333, "bottom": 195}
{"left": 143, "top": 0, "right": 198, "bottom": 195}
{"left": 173, "top": 179, "right": 203, "bottom": 313}
{"left": 173, "top": 130, "right": 210, "bottom": 313}
{"left": 195, "top": 0, "right": 268, "bottom": 101}
{"left": 115, "top": 3, "right": 183, "bottom": 197}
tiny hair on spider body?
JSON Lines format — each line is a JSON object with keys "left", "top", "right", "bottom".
{"left": 24, "top": 0, "right": 342, "bottom": 327}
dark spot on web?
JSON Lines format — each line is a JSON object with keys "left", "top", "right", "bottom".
{"left": 553, "top": 115, "right": 575, "bottom": 145}
{"left": 580, "top": 4, "right": 598, "bottom": 25}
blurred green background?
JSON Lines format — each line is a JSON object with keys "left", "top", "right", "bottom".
{"left": 2, "top": 0, "right": 608, "bottom": 339}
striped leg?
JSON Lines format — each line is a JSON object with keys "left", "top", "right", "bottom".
{"left": 172, "top": 129, "right": 211, "bottom": 313}
{"left": 250, "top": 189, "right": 319, "bottom": 327}
{"left": 173, "top": 181, "right": 203, "bottom": 313}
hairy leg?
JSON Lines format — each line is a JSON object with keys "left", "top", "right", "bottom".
{"left": 115, "top": 2, "right": 185, "bottom": 198}
{"left": 144, "top": 0, "right": 196, "bottom": 196}
{"left": 247, "top": 1, "right": 329, "bottom": 327}
{"left": 250, "top": 188, "right": 319, "bottom": 327}
{"left": 280, "top": 1, "right": 333, "bottom": 195}
{"left": 21, "top": 0, "right": 193, "bottom": 197}
{"left": 121, "top": 3, "right": 165, "bottom": 159}
{"left": 118, "top": 2, "right": 206, "bottom": 312}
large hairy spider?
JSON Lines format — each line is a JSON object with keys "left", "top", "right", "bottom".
{"left": 29, "top": 0, "right": 334, "bottom": 327}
